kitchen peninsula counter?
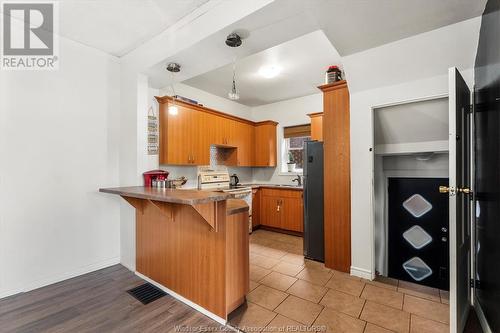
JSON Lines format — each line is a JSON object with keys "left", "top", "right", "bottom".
{"left": 99, "top": 186, "right": 249, "bottom": 323}
{"left": 100, "top": 186, "right": 232, "bottom": 205}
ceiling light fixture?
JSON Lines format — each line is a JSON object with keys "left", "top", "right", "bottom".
{"left": 226, "top": 32, "right": 242, "bottom": 101}
{"left": 259, "top": 65, "right": 281, "bottom": 79}
{"left": 166, "top": 62, "right": 181, "bottom": 115}
{"left": 228, "top": 62, "right": 240, "bottom": 101}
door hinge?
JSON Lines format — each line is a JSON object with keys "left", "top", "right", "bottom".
{"left": 468, "top": 104, "right": 473, "bottom": 113}
{"left": 470, "top": 278, "right": 475, "bottom": 288}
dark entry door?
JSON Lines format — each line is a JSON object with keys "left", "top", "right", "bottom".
{"left": 447, "top": 67, "right": 472, "bottom": 332}
{"left": 473, "top": 0, "right": 500, "bottom": 332}
{"left": 388, "top": 177, "right": 449, "bottom": 290}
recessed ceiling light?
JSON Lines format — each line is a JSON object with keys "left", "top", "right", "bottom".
{"left": 259, "top": 65, "right": 281, "bottom": 79}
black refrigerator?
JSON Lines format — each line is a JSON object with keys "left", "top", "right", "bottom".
{"left": 303, "top": 140, "right": 324, "bottom": 262}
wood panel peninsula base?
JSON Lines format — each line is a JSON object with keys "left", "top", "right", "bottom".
{"left": 99, "top": 186, "right": 250, "bottom": 323}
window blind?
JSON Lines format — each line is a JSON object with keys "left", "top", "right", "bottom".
{"left": 283, "top": 124, "right": 311, "bottom": 138}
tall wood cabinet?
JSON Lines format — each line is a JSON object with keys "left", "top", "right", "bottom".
{"left": 156, "top": 97, "right": 277, "bottom": 167}
{"left": 318, "top": 81, "right": 351, "bottom": 273}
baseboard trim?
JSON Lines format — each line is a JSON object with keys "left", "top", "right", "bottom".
{"left": 0, "top": 256, "right": 120, "bottom": 300}
{"left": 135, "top": 272, "right": 227, "bottom": 325}
{"left": 350, "top": 266, "right": 374, "bottom": 280}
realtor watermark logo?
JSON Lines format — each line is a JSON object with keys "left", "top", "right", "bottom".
{"left": 1, "top": 1, "right": 59, "bottom": 70}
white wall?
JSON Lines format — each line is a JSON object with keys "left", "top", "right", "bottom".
{"left": 251, "top": 93, "right": 323, "bottom": 184}
{"left": 343, "top": 17, "right": 480, "bottom": 278}
{"left": 0, "top": 37, "right": 121, "bottom": 298}
{"left": 160, "top": 83, "right": 252, "bottom": 120}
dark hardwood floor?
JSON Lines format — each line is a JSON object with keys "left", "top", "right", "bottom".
{"left": 0, "top": 265, "right": 228, "bottom": 333}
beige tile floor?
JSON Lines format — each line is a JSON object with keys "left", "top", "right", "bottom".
{"left": 229, "top": 229, "right": 450, "bottom": 333}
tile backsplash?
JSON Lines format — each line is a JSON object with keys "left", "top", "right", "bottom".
{"left": 159, "top": 163, "right": 298, "bottom": 188}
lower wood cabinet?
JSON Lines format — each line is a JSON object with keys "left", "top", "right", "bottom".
{"left": 259, "top": 188, "right": 303, "bottom": 233}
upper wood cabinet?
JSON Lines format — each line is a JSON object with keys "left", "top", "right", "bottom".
{"left": 231, "top": 121, "right": 255, "bottom": 166}
{"left": 159, "top": 103, "right": 210, "bottom": 165}
{"left": 156, "top": 97, "right": 277, "bottom": 167}
{"left": 308, "top": 112, "right": 323, "bottom": 141}
{"left": 254, "top": 122, "right": 278, "bottom": 167}
{"left": 318, "top": 80, "right": 351, "bottom": 273}
{"left": 259, "top": 188, "right": 303, "bottom": 233}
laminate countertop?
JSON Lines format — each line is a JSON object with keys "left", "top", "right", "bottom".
{"left": 99, "top": 186, "right": 232, "bottom": 205}
{"left": 243, "top": 184, "right": 303, "bottom": 191}
{"left": 226, "top": 199, "right": 249, "bottom": 216}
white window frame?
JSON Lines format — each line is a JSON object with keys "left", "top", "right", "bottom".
{"left": 280, "top": 136, "right": 309, "bottom": 175}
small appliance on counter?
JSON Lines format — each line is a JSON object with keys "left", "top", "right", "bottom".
{"left": 166, "top": 177, "right": 188, "bottom": 189}
{"left": 143, "top": 170, "right": 169, "bottom": 187}
{"left": 230, "top": 174, "right": 240, "bottom": 187}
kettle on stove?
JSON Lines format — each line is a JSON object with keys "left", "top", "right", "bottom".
{"left": 230, "top": 174, "right": 239, "bottom": 187}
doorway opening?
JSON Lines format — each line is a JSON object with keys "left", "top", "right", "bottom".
{"left": 371, "top": 96, "right": 451, "bottom": 307}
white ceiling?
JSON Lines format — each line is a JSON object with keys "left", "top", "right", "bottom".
{"left": 159, "top": 0, "right": 486, "bottom": 106}
{"left": 11, "top": 0, "right": 485, "bottom": 103}
{"left": 374, "top": 98, "right": 449, "bottom": 145}
{"left": 2, "top": 0, "right": 482, "bottom": 59}
{"left": 58, "top": 0, "right": 209, "bottom": 57}
{"left": 308, "top": 0, "right": 486, "bottom": 56}
{"left": 182, "top": 30, "right": 341, "bottom": 106}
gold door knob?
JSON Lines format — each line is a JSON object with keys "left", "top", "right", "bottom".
{"left": 439, "top": 186, "right": 452, "bottom": 193}
{"left": 440, "top": 186, "right": 472, "bottom": 195}
{"left": 458, "top": 187, "right": 473, "bottom": 195}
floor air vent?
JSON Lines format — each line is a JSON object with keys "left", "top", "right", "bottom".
{"left": 127, "top": 283, "right": 166, "bottom": 305}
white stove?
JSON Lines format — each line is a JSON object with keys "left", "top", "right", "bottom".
{"left": 197, "top": 166, "right": 253, "bottom": 233}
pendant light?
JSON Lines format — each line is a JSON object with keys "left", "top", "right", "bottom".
{"left": 228, "top": 62, "right": 240, "bottom": 100}
{"left": 226, "top": 32, "right": 242, "bottom": 101}
{"left": 166, "top": 62, "right": 181, "bottom": 115}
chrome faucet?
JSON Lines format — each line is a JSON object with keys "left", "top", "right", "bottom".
{"left": 292, "top": 175, "right": 302, "bottom": 186}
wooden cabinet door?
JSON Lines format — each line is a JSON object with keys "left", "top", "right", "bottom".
{"left": 281, "top": 195, "right": 304, "bottom": 232}
{"left": 191, "top": 111, "right": 210, "bottom": 165}
{"left": 309, "top": 113, "right": 323, "bottom": 141}
{"left": 261, "top": 194, "right": 281, "bottom": 228}
{"left": 211, "top": 116, "right": 231, "bottom": 146}
{"left": 233, "top": 122, "right": 255, "bottom": 166}
{"left": 166, "top": 104, "right": 191, "bottom": 165}
{"left": 254, "top": 123, "right": 277, "bottom": 167}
